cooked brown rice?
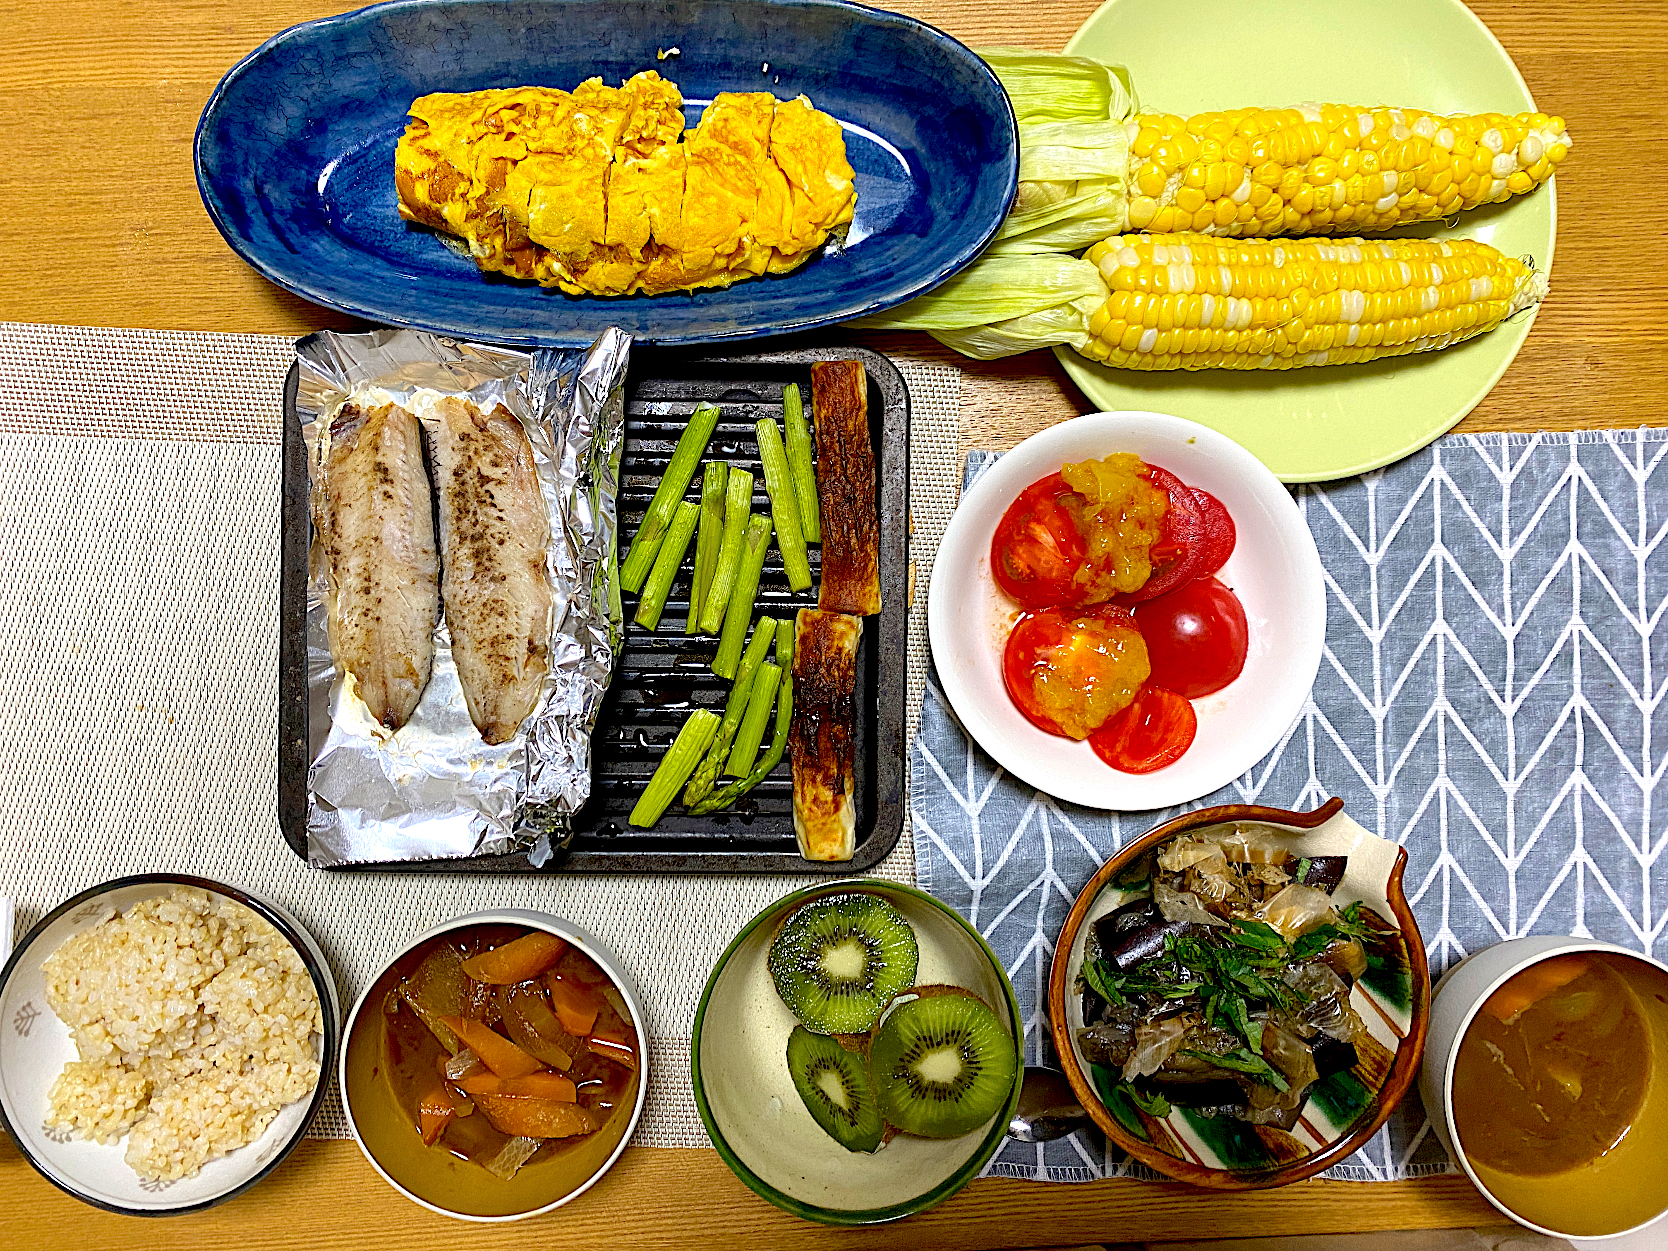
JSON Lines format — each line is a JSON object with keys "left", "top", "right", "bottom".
{"left": 41, "top": 887, "right": 323, "bottom": 1181}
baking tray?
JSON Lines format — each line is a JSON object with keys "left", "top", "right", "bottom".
{"left": 279, "top": 345, "right": 909, "bottom": 873}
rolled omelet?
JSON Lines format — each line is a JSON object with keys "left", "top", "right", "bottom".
{"left": 394, "top": 71, "right": 856, "bottom": 297}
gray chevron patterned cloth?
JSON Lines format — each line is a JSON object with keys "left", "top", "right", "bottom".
{"left": 913, "top": 429, "right": 1668, "bottom": 1182}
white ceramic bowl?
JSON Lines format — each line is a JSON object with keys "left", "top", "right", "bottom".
{"left": 1420, "top": 937, "right": 1668, "bottom": 1242}
{"left": 339, "top": 909, "right": 649, "bottom": 1223}
{"left": 928, "top": 410, "right": 1325, "bottom": 810}
{"left": 0, "top": 875, "right": 340, "bottom": 1215}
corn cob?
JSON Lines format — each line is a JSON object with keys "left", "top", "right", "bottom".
{"left": 1080, "top": 233, "right": 1545, "bottom": 370}
{"left": 1122, "top": 105, "right": 1568, "bottom": 238}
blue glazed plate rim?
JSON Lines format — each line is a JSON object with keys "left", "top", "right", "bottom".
{"left": 192, "top": 0, "right": 1018, "bottom": 346}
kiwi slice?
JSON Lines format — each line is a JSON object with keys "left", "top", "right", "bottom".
{"left": 871, "top": 992, "right": 1017, "bottom": 1138}
{"left": 768, "top": 893, "right": 919, "bottom": 1035}
{"left": 786, "top": 1025, "right": 884, "bottom": 1153}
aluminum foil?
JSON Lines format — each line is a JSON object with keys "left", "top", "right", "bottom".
{"left": 295, "top": 327, "right": 628, "bottom": 867}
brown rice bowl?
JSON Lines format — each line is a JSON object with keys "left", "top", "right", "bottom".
{"left": 0, "top": 875, "right": 339, "bottom": 1215}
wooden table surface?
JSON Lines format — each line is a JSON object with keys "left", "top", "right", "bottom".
{"left": 2, "top": 0, "right": 1662, "bottom": 1245}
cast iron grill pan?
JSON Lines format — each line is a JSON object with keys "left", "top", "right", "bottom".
{"left": 279, "top": 345, "right": 909, "bottom": 873}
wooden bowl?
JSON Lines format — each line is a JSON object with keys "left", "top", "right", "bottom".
{"left": 1047, "top": 798, "right": 1431, "bottom": 1189}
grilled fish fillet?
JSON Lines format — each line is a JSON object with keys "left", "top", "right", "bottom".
{"left": 321, "top": 401, "right": 439, "bottom": 730}
{"left": 428, "top": 397, "right": 553, "bottom": 745}
{"left": 790, "top": 608, "right": 862, "bottom": 861}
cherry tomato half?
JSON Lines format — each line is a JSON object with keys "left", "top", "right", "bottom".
{"left": 1003, "top": 604, "right": 1148, "bottom": 739}
{"left": 1090, "top": 685, "right": 1198, "bottom": 773}
{"left": 1191, "top": 488, "right": 1237, "bottom": 577}
{"left": 1133, "top": 577, "right": 1249, "bottom": 699}
{"left": 1116, "top": 464, "right": 1207, "bottom": 605}
{"left": 991, "top": 473, "right": 1089, "bottom": 608}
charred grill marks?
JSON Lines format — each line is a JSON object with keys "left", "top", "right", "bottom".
{"left": 429, "top": 397, "right": 553, "bottom": 746}
{"left": 789, "top": 608, "right": 861, "bottom": 861}
{"left": 809, "top": 361, "right": 880, "bottom": 617}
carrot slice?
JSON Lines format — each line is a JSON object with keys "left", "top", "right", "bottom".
{"left": 458, "top": 1072, "right": 577, "bottom": 1102}
{"left": 545, "top": 975, "right": 601, "bottom": 1037}
{"left": 460, "top": 932, "right": 570, "bottom": 985}
{"left": 1481, "top": 954, "right": 1591, "bottom": 1023}
{"left": 439, "top": 1015, "right": 546, "bottom": 1078}
{"left": 417, "top": 1079, "right": 458, "bottom": 1146}
{"left": 473, "top": 1094, "right": 600, "bottom": 1139}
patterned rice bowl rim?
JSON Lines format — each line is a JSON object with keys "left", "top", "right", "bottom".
{"left": 0, "top": 874, "right": 341, "bottom": 1216}
{"left": 1048, "top": 798, "right": 1431, "bottom": 1189}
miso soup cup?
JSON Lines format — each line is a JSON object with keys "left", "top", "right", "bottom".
{"left": 1420, "top": 937, "right": 1668, "bottom": 1241}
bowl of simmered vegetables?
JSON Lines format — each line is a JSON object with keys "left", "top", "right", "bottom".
{"left": 340, "top": 912, "right": 646, "bottom": 1221}
{"left": 1049, "top": 797, "right": 1430, "bottom": 1189}
{"left": 692, "top": 880, "right": 1023, "bottom": 1224}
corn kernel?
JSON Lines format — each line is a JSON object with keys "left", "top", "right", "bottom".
{"left": 1152, "top": 141, "right": 1184, "bottom": 169}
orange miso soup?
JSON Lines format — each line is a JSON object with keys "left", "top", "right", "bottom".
{"left": 1452, "top": 951, "right": 1668, "bottom": 1236}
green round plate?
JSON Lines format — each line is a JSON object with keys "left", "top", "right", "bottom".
{"left": 1061, "top": 0, "right": 1558, "bottom": 483}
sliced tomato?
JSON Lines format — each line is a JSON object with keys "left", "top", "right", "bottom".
{"left": 1003, "top": 603, "right": 1145, "bottom": 739}
{"left": 991, "top": 472, "right": 1089, "bottom": 608}
{"left": 1133, "top": 578, "right": 1249, "bottom": 699}
{"left": 1090, "top": 685, "right": 1197, "bottom": 773}
{"left": 1116, "top": 464, "right": 1206, "bottom": 604}
{"left": 1191, "top": 488, "right": 1237, "bottom": 577}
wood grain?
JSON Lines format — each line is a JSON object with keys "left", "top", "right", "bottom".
{"left": 0, "top": 1136, "right": 1496, "bottom": 1248}
{"left": 0, "top": 0, "right": 1656, "bottom": 1240}
{"left": 5, "top": 0, "right": 1663, "bottom": 460}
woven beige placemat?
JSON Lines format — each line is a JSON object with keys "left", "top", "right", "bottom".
{"left": 0, "top": 321, "right": 960, "bottom": 1147}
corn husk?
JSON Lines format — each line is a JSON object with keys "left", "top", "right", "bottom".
{"left": 858, "top": 49, "right": 1133, "bottom": 353}
{"left": 859, "top": 254, "right": 1102, "bottom": 329}
{"left": 978, "top": 47, "right": 1138, "bottom": 124}
{"left": 929, "top": 293, "right": 1106, "bottom": 360}
{"left": 983, "top": 49, "right": 1136, "bottom": 243}
{"left": 993, "top": 184, "right": 1126, "bottom": 255}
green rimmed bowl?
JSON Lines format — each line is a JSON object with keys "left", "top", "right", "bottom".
{"left": 1048, "top": 798, "right": 1431, "bottom": 1188}
{"left": 692, "top": 879, "right": 1023, "bottom": 1225}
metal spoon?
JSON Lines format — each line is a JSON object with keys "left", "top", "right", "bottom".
{"left": 1007, "top": 1065, "right": 1090, "bottom": 1142}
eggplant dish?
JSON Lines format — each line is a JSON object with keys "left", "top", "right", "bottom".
{"left": 1078, "top": 823, "right": 1394, "bottom": 1130}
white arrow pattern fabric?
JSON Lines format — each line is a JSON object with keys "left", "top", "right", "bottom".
{"left": 912, "top": 429, "right": 1668, "bottom": 1182}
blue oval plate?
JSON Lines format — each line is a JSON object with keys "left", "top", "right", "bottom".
{"left": 195, "top": 0, "right": 1016, "bottom": 347}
